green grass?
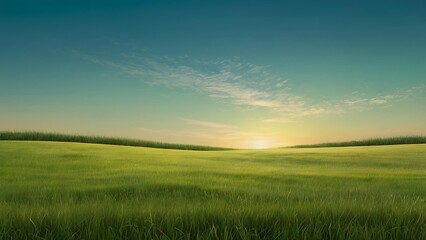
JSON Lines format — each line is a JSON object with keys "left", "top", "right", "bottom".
{"left": 0, "top": 141, "right": 425, "bottom": 239}
{"left": 0, "top": 131, "right": 230, "bottom": 151}
{"left": 292, "top": 136, "right": 426, "bottom": 148}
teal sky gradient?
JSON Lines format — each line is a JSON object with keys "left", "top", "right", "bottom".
{"left": 1, "top": 0, "right": 425, "bottom": 148}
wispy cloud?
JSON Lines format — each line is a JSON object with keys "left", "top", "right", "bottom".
{"left": 73, "top": 51, "right": 325, "bottom": 117}
{"left": 73, "top": 50, "right": 424, "bottom": 122}
{"left": 181, "top": 118, "right": 255, "bottom": 141}
{"left": 181, "top": 118, "right": 239, "bottom": 132}
{"left": 343, "top": 87, "right": 423, "bottom": 108}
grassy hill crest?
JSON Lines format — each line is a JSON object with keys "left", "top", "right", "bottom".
{"left": 0, "top": 131, "right": 230, "bottom": 151}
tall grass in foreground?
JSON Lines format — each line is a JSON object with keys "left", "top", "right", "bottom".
{"left": 1, "top": 203, "right": 424, "bottom": 239}
{"left": 292, "top": 136, "right": 426, "bottom": 148}
{"left": 0, "top": 131, "right": 230, "bottom": 151}
{"left": 0, "top": 141, "right": 425, "bottom": 239}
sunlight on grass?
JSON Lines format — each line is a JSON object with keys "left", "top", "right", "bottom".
{"left": 0, "top": 141, "right": 425, "bottom": 239}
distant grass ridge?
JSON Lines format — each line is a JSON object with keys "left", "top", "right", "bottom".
{"left": 0, "top": 131, "right": 230, "bottom": 151}
{"left": 292, "top": 136, "right": 426, "bottom": 148}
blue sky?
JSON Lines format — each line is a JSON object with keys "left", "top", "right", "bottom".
{"left": 1, "top": 0, "right": 425, "bottom": 148}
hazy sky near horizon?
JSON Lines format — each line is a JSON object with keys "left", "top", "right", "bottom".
{"left": 1, "top": 0, "right": 426, "bottom": 148}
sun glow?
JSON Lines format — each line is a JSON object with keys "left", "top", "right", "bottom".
{"left": 248, "top": 138, "right": 271, "bottom": 149}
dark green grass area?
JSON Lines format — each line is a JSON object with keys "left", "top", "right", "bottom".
{"left": 0, "top": 131, "right": 230, "bottom": 151}
{"left": 0, "top": 141, "right": 425, "bottom": 239}
{"left": 292, "top": 136, "right": 426, "bottom": 148}
{"left": 2, "top": 131, "right": 425, "bottom": 150}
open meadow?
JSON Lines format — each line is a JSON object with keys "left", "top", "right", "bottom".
{"left": 2, "top": 1, "right": 426, "bottom": 239}
{"left": 0, "top": 141, "right": 425, "bottom": 239}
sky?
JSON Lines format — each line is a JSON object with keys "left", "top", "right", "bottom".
{"left": 1, "top": 0, "right": 425, "bottom": 148}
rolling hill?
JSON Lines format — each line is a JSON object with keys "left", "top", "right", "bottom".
{"left": 0, "top": 140, "right": 425, "bottom": 239}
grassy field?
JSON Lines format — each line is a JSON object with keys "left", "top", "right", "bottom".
{"left": 0, "top": 141, "right": 425, "bottom": 239}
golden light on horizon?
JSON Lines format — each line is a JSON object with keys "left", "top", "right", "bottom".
{"left": 248, "top": 138, "right": 271, "bottom": 149}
